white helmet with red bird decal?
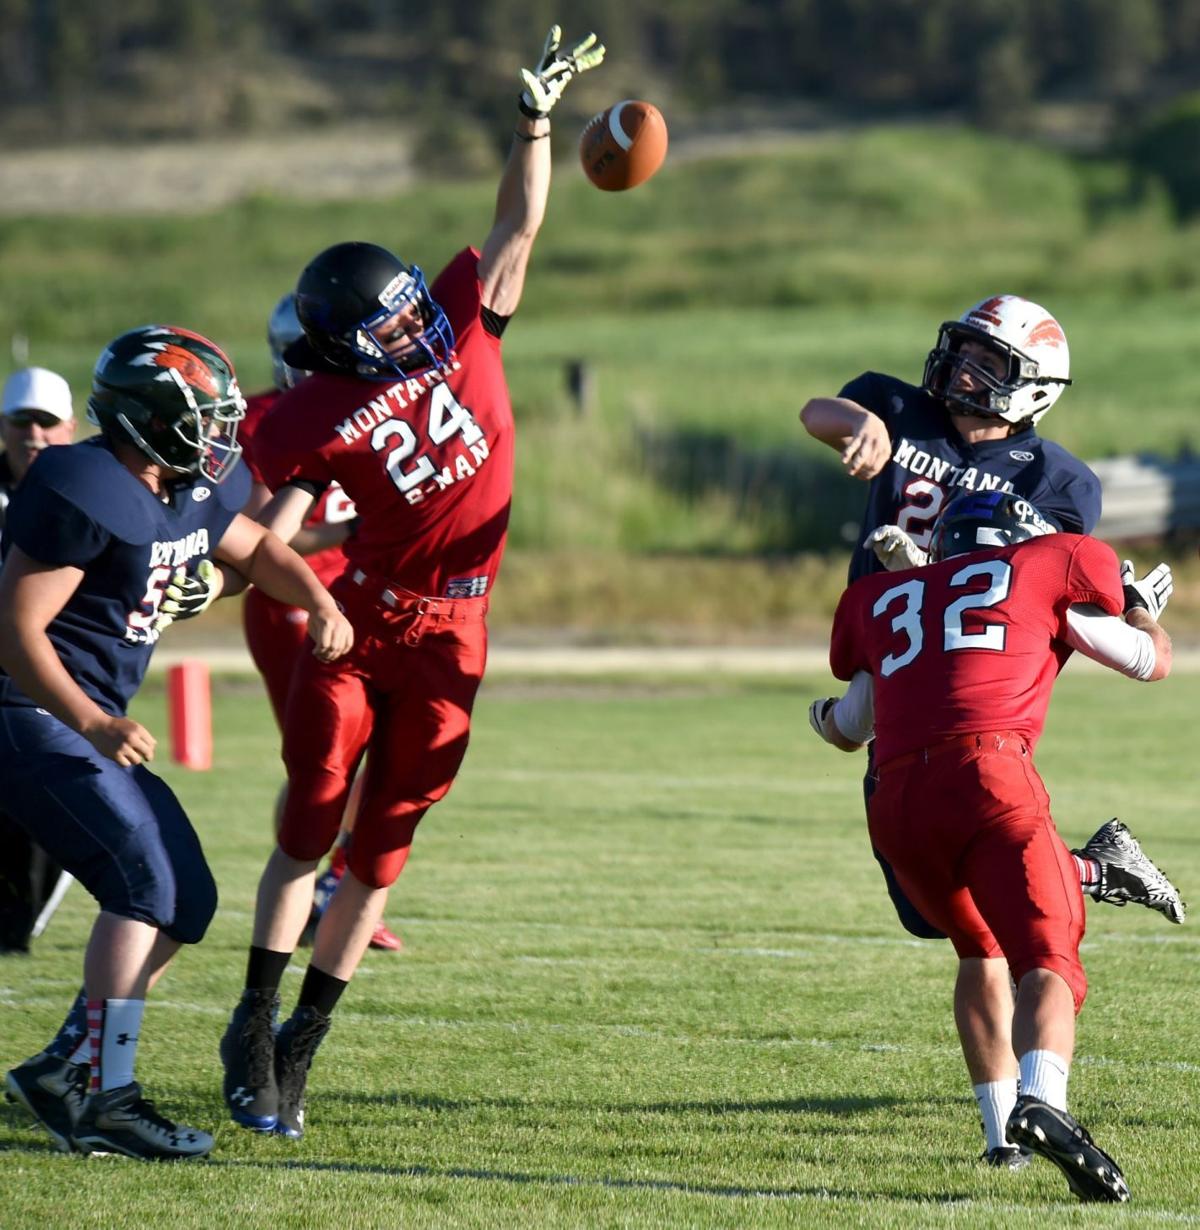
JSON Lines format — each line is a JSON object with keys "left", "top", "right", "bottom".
{"left": 922, "top": 294, "right": 1071, "bottom": 427}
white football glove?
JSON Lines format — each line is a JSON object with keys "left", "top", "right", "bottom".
{"left": 154, "top": 559, "right": 220, "bottom": 633}
{"left": 519, "top": 25, "right": 606, "bottom": 119}
{"left": 809, "top": 697, "right": 839, "bottom": 744}
{"left": 1121, "top": 559, "right": 1172, "bottom": 621}
{"left": 868, "top": 524, "right": 928, "bottom": 571}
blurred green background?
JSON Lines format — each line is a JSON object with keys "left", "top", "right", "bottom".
{"left": 3, "top": 2, "right": 1200, "bottom": 634}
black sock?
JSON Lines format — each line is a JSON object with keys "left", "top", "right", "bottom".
{"left": 297, "top": 965, "right": 348, "bottom": 1018}
{"left": 245, "top": 946, "right": 291, "bottom": 993}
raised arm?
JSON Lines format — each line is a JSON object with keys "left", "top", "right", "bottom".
{"left": 478, "top": 25, "right": 605, "bottom": 317}
{"left": 799, "top": 396, "right": 892, "bottom": 481}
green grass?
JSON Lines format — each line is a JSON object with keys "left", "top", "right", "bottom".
{"left": 4, "top": 124, "right": 1200, "bottom": 558}
{"left": 2, "top": 669, "right": 1197, "bottom": 1226}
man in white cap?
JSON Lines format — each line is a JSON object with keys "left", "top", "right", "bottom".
{"left": 0, "top": 366, "right": 76, "bottom": 953}
{"left": 1, "top": 367, "right": 77, "bottom": 505}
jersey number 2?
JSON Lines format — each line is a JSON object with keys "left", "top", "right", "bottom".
{"left": 872, "top": 559, "right": 1012, "bottom": 677}
{"left": 373, "top": 384, "right": 483, "bottom": 494}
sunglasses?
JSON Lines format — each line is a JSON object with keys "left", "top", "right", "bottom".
{"left": 4, "top": 410, "right": 63, "bottom": 429}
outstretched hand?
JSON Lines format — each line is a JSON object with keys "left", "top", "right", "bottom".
{"left": 519, "top": 25, "right": 606, "bottom": 119}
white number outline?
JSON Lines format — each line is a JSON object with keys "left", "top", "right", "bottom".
{"left": 872, "top": 560, "right": 1014, "bottom": 673}
{"left": 373, "top": 384, "right": 483, "bottom": 495}
{"left": 873, "top": 578, "right": 925, "bottom": 677}
{"left": 944, "top": 560, "right": 1011, "bottom": 652}
{"left": 895, "top": 478, "right": 947, "bottom": 548}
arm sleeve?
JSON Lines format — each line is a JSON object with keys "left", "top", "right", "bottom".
{"left": 829, "top": 586, "right": 867, "bottom": 682}
{"left": 5, "top": 482, "right": 111, "bottom": 568}
{"left": 430, "top": 248, "right": 486, "bottom": 340}
{"left": 833, "top": 669, "right": 875, "bottom": 744}
{"left": 836, "top": 372, "right": 890, "bottom": 418}
{"left": 1041, "top": 461, "right": 1102, "bottom": 534}
{"left": 1064, "top": 604, "right": 1157, "bottom": 680}
{"left": 1064, "top": 536, "right": 1124, "bottom": 614}
{"left": 254, "top": 415, "right": 334, "bottom": 494}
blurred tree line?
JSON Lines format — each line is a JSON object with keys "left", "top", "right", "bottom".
{"left": 1, "top": 0, "right": 1199, "bottom": 209}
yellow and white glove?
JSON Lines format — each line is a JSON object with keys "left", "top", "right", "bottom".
{"left": 519, "top": 25, "right": 606, "bottom": 119}
{"left": 868, "top": 524, "right": 928, "bottom": 571}
{"left": 1121, "top": 559, "right": 1172, "bottom": 620}
{"left": 154, "top": 559, "right": 220, "bottom": 633}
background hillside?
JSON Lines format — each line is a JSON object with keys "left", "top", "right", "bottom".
{"left": 3, "top": 4, "right": 1200, "bottom": 636}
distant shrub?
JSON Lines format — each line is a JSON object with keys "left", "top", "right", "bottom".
{"left": 1129, "top": 93, "right": 1200, "bottom": 219}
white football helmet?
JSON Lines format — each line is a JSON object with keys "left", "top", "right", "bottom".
{"left": 922, "top": 294, "right": 1071, "bottom": 427}
{"left": 267, "top": 292, "right": 309, "bottom": 390}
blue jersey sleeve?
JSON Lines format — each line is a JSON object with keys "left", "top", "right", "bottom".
{"left": 838, "top": 372, "right": 893, "bottom": 417}
{"left": 5, "top": 480, "right": 111, "bottom": 568}
{"left": 1032, "top": 446, "right": 1102, "bottom": 534}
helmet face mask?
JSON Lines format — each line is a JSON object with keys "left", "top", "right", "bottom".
{"left": 928, "top": 491, "right": 1056, "bottom": 563}
{"left": 87, "top": 326, "right": 246, "bottom": 484}
{"left": 922, "top": 295, "right": 1071, "bottom": 427}
{"left": 291, "top": 242, "right": 456, "bottom": 380}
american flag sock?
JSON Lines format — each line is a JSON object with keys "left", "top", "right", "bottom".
{"left": 44, "top": 987, "right": 87, "bottom": 1059}
{"left": 1073, "top": 854, "right": 1101, "bottom": 887}
{"left": 87, "top": 998, "right": 145, "bottom": 1093}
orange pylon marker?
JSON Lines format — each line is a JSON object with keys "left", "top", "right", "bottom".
{"left": 167, "top": 660, "right": 212, "bottom": 770}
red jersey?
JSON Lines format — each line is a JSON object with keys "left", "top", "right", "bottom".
{"left": 239, "top": 388, "right": 356, "bottom": 588}
{"left": 830, "top": 534, "right": 1124, "bottom": 763}
{"left": 252, "top": 248, "right": 513, "bottom": 599}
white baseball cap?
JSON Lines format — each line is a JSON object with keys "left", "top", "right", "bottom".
{"left": 2, "top": 367, "right": 74, "bottom": 422}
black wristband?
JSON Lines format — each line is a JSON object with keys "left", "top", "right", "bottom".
{"left": 518, "top": 94, "right": 548, "bottom": 120}
{"left": 1123, "top": 583, "right": 1149, "bottom": 614}
{"left": 513, "top": 128, "right": 549, "bottom": 142}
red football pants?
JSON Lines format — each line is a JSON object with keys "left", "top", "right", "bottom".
{"left": 276, "top": 571, "right": 488, "bottom": 889}
{"left": 868, "top": 731, "right": 1088, "bottom": 1011}
{"left": 242, "top": 586, "right": 310, "bottom": 730}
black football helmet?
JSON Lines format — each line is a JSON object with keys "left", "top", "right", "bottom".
{"left": 87, "top": 325, "right": 246, "bottom": 483}
{"left": 285, "top": 241, "right": 455, "bottom": 379}
{"left": 928, "top": 491, "right": 1056, "bottom": 563}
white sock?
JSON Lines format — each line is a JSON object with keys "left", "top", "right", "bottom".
{"left": 974, "top": 1078, "right": 1019, "bottom": 1151}
{"left": 89, "top": 998, "right": 145, "bottom": 1093}
{"left": 1019, "top": 1049, "right": 1070, "bottom": 1111}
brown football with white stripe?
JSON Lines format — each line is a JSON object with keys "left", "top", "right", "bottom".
{"left": 579, "top": 100, "right": 668, "bottom": 192}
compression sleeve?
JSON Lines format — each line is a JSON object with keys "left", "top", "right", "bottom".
{"left": 1064, "top": 603, "right": 1157, "bottom": 681}
{"left": 833, "top": 669, "right": 875, "bottom": 745}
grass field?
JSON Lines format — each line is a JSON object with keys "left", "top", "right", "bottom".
{"left": 4, "top": 125, "right": 1200, "bottom": 562}
{"left": 2, "top": 667, "right": 1197, "bottom": 1227}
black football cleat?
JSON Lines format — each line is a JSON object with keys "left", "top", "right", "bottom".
{"left": 4, "top": 1052, "right": 88, "bottom": 1152}
{"left": 1006, "top": 1096, "right": 1129, "bottom": 1202}
{"left": 220, "top": 988, "right": 280, "bottom": 1131}
{"left": 1075, "top": 819, "right": 1185, "bottom": 924}
{"left": 980, "top": 1144, "right": 1032, "bottom": 1170}
{"left": 272, "top": 1006, "right": 331, "bottom": 1140}
{"left": 71, "top": 1082, "right": 212, "bottom": 1160}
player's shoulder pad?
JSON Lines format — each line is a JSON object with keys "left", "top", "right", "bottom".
{"left": 210, "top": 457, "right": 252, "bottom": 511}
{"left": 837, "top": 371, "right": 922, "bottom": 417}
{"left": 29, "top": 439, "right": 158, "bottom": 543}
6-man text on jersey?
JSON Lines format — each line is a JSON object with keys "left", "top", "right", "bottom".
{"left": 332, "top": 365, "right": 492, "bottom": 506}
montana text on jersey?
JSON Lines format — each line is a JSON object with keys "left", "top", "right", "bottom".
{"left": 842, "top": 372, "right": 1100, "bottom": 583}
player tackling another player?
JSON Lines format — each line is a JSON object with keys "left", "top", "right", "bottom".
{"left": 217, "top": 24, "right": 606, "bottom": 1140}
{"left": 813, "top": 489, "right": 1175, "bottom": 1202}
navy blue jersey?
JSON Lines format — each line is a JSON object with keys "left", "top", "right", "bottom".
{"left": 841, "top": 372, "right": 1101, "bottom": 582}
{"left": 0, "top": 437, "right": 249, "bottom": 715}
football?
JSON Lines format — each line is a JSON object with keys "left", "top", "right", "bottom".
{"left": 579, "top": 100, "right": 668, "bottom": 192}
